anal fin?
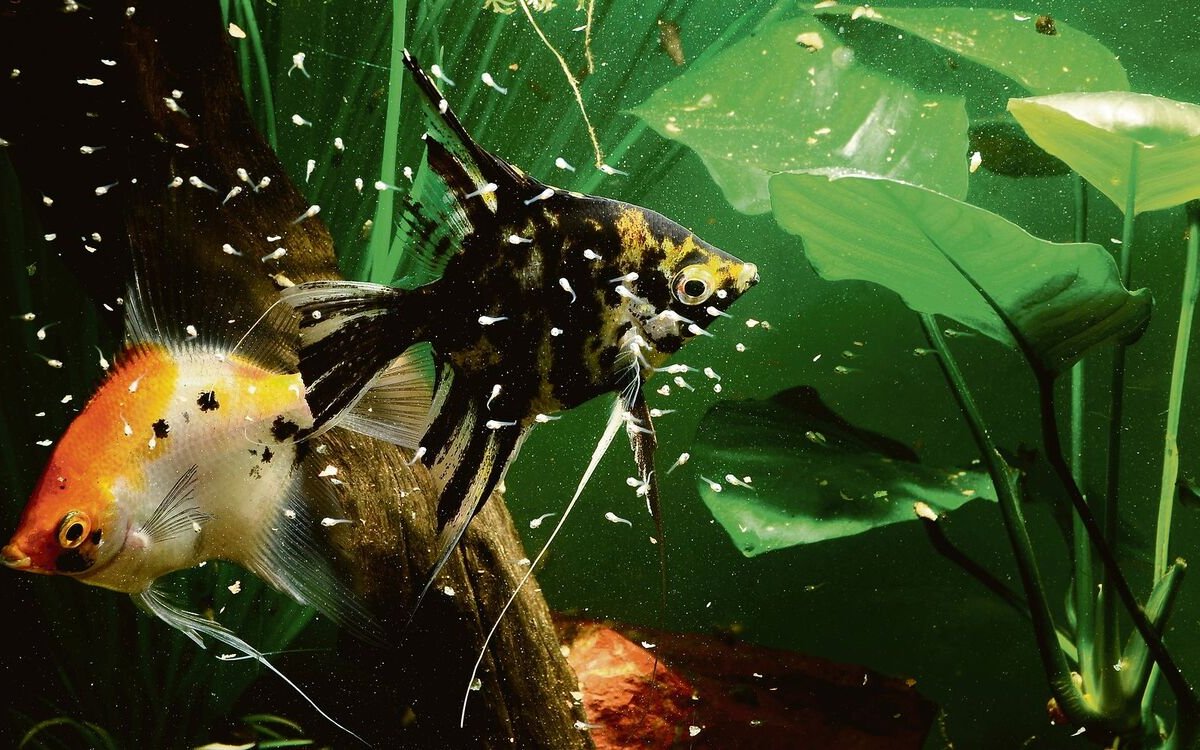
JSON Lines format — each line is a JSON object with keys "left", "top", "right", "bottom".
{"left": 341, "top": 342, "right": 437, "bottom": 449}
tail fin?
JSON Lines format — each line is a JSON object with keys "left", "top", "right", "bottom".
{"left": 283, "top": 280, "right": 432, "bottom": 442}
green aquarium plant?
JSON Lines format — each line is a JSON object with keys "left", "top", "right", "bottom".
{"left": 638, "top": 4, "right": 1200, "bottom": 748}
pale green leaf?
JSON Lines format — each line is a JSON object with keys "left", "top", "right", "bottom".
{"left": 1009, "top": 92, "right": 1200, "bottom": 214}
{"left": 815, "top": 7, "right": 1128, "bottom": 94}
{"left": 769, "top": 170, "right": 1151, "bottom": 373}
{"left": 694, "top": 386, "right": 993, "bottom": 557}
{"left": 630, "top": 16, "right": 968, "bottom": 215}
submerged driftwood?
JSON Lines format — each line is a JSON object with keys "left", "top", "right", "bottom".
{"left": 0, "top": 3, "right": 589, "bottom": 747}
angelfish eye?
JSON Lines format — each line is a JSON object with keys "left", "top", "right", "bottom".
{"left": 57, "top": 510, "right": 91, "bottom": 549}
{"left": 673, "top": 265, "right": 716, "bottom": 306}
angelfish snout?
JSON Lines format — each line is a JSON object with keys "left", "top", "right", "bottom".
{"left": 737, "top": 262, "right": 759, "bottom": 292}
{"left": 2, "top": 542, "right": 31, "bottom": 569}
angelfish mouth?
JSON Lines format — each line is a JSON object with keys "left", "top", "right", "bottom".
{"left": 2, "top": 542, "right": 32, "bottom": 570}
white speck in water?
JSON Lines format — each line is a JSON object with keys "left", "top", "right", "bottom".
{"left": 354, "top": 177, "right": 365, "bottom": 193}
{"left": 60, "top": 394, "right": 72, "bottom": 404}
{"left": 283, "top": 509, "right": 297, "bottom": 519}
{"left": 550, "top": 327, "right": 563, "bottom": 337}
{"left": 529, "top": 512, "right": 555, "bottom": 529}
{"left": 77, "top": 78, "right": 104, "bottom": 86}
{"left": 333, "top": 137, "right": 346, "bottom": 152}
{"left": 470, "top": 677, "right": 484, "bottom": 691}
{"left": 534, "top": 413, "right": 561, "bottom": 423}
{"left": 255, "top": 176, "right": 271, "bottom": 191}
{"left": 291, "top": 113, "right": 312, "bottom": 127}
{"left": 188, "top": 175, "right": 217, "bottom": 192}
{"left": 94, "top": 182, "right": 118, "bottom": 196}
{"left": 703, "top": 367, "right": 720, "bottom": 380}
{"left": 305, "top": 159, "right": 316, "bottom": 182}
{"left": 487, "top": 384, "right": 502, "bottom": 410}
{"left": 598, "top": 163, "right": 628, "bottom": 176}
{"left": 403, "top": 166, "right": 414, "bottom": 182}
{"left": 228, "top": 580, "right": 242, "bottom": 594}
{"left": 438, "top": 98, "right": 449, "bottom": 114}
{"left": 96, "top": 347, "right": 110, "bottom": 371}
{"left": 228, "top": 22, "right": 247, "bottom": 38}
{"left": 555, "top": 157, "right": 576, "bottom": 172}
{"left": 147, "top": 436, "right": 156, "bottom": 450}
{"left": 442, "top": 585, "right": 455, "bottom": 597}
{"left": 649, "top": 408, "right": 675, "bottom": 418}
{"left": 221, "top": 243, "right": 241, "bottom": 256}
{"left": 507, "top": 234, "right": 533, "bottom": 245}
{"left": 673, "top": 376, "right": 694, "bottom": 391}
{"left": 667, "top": 452, "right": 690, "bottom": 474}
{"left": 969, "top": 151, "right": 983, "bottom": 174}
{"left": 36, "top": 439, "right": 52, "bottom": 447}
{"left": 687, "top": 323, "right": 712, "bottom": 338}
{"left": 321, "top": 517, "right": 353, "bottom": 527}
{"left": 478, "top": 315, "right": 508, "bottom": 326}
{"left": 261, "top": 247, "right": 287, "bottom": 262}
{"left": 221, "top": 186, "right": 242, "bottom": 205}
{"left": 656, "top": 384, "right": 671, "bottom": 396}
{"left": 185, "top": 324, "right": 198, "bottom": 338}
{"left": 35, "top": 322, "right": 58, "bottom": 341}
{"left": 318, "top": 465, "right": 338, "bottom": 478}
{"left": 167, "top": 176, "right": 183, "bottom": 189}
{"left": 485, "top": 419, "right": 517, "bottom": 430}
{"left": 689, "top": 726, "right": 702, "bottom": 737}
{"left": 699, "top": 475, "right": 723, "bottom": 493}
{"left": 481, "top": 72, "right": 508, "bottom": 94}
{"left": 407, "top": 446, "right": 427, "bottom": 465}
{"left": 583, "top": 249, "right": 601, "bottom": 261}
{"left": 464, "top": 182, "right": 498, "bottom": 199}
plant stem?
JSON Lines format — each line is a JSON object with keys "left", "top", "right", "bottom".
{"left": 239, "top": 0, "right": 277, "bottom": 151}
{"left": 1098, "top": 145, "right": 1140, "bottom": 710}
{"left": 920, "top": 313, "right": 1099, "bottom": 726}
{"left": 1070, "top": 173, "right": 1097, "bottom": 694}
{"left": 1154, "top": 200, "right": 1200, "bottom": 580}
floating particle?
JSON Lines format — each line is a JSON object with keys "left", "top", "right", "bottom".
{"left": 699, "top": 475, "right": 722, "bottom": 493}
{"left": 283, "top": 509, "right": 297, "bottom": 520}
{"left": 77, "top": 78, "right": 104, "bottom": 86}
{"left": 288, "top": 52, "right": 310, "bottom": 78}
{"left": 485, "top": 419, "right": 517, "bottom": 429}
{"left": 305, "top": 159, "right": 316, "bottom": 182}
{"left": 35, "top": 322, "right": 59, "bottom": 341}
{"left": 430, "top": 63, "right": 455, "bottom": 86}
{"left": 321, "top": 517, "right": 353, "bottom": 527}
{"left": 486, "top": 383, "right": 502, "bottom": 409}
{"left": 534, "top": 413, "right": 561, "bottom": 423}
{"left": 805, "top": 430, "right": 827, "bottom": 446}
{"left": 291, "top": 113, "right": 312, "bottom": 127}
{"left": 598, "top": 163, "right": 628, "bottom": 176}
{"left": 745, "top": 318, "right": 760, "bottom": 328}
{"left": 162, "top": 96, "right": 187, "bottom": 116}
{"left": 227, "top": 580, "right": 242, "bottom": 594}
{"left": 657, "top": 19, "right": 685, "bottom": 66}
{"left": 524, "top": 187, "right": 554, "bottom": 205}
{"left": 969, "top": 151, "right": 982, "bottom": 174}
{"left": 221, "top": 186, "right": 242, "bottom": 205}
{"left": 583, "top": 249, "right": 601, "bottom": 261}
{"left": 688, "top": 726, "right": 701, "bottom": 738}
{"left": 912, "top": 347, "right": 936, "bottom": 357}
{"left": 441, "top": 585, "right": 455, "bottom": 597}
{"left": 703, "top": 367, "right": 720, "bottom": 380}
{"left": 185, "top": 325, "right": 198, "bottom": 338}
{"left": 167, "top": 176, "right": 183, "bottom": 188}
{"left": 529, "top": 512, "right": 555, "bottom": 529}
{"left": 261, "top": 247, "right": 287, "bottom": 262}
{"left": 43, "top": 233, "right": 56, "bottom": 241}
{"left": 673, "top": 375, "right": 694, "bottom": 391}
{"left": 221, "top": 243, "right": 241, "bottom": 256}
{"left": 725, "top": 475, "right": 755, "bottom": 491}
{"left": 36, "top": 439, "right": 53, "bottom": 447}
{"left": 374, "top": 180, "right": 395, "bottom": 191}
{"left": 60, "top": 394, "right": 72, "bottom": 404}
{"left": 470, "top": 677, "right": 483, "bottom": 692}
{"left": 796, "top": 31, "right": 825, "bottom": 52}
{"left": 558, "top": 278, "right": 576, "bottom": 303}
{"left": 96, "top": 347, "right": 110, "bottom": 370}
{"left": 834, "top": 365, "right": 854, "bottom": 375}
{"left": 94, "top": 182, "right": 118, "bottom": 196}
{"left": 354, "top": 177, "right": 364, "bottom": 192}
{"left": 333, "top": 137, "right": 345, "bottom": 152}
{"left": 554, "top": 157, "right": 575, "bottom": 172}
{"left": 604, "top": 511, "right": 632, "bottom": 527}
{"left": 656, "top": 384, "right": 671, "bottom": 396}
{"left": 550, "top": 327, "right": 563, "bottom": 337}
{"left": 507, "top": 234, "right": 533, "bottom": 245}
{"left": 481, "top": 71, "right": 508, "bottom": 94}
{"left": 228, "top": 22, "right": 247, "bottom": 38}
{"left": 649, "top": 408, "right": 675, "bottom": 418}
{"left": 403, "top": 166, "right": 414, "bottom": 181}
{"left": 478, "top": 315, "right": 508, "bottom": 326}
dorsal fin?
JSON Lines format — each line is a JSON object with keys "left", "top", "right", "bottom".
{"left": 389, "top": 50, "right": 531, "bottom": 289}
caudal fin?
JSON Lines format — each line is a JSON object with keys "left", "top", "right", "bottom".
{"left": 283, "top": 280, "right": 433, "bottom": 443}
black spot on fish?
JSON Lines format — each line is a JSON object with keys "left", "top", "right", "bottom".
{"left": 271, "top": 416, "right": 299, "bottom": 442}
{"left": 197, "top": 391, "right": 219, "bottom": 412}
{"left": 152, "top": 419, "right": 170, "bottom": 440}
{"left": 183, "top": 411, "right": 191, "bottom": 424}
{"left": 89, "top": 530, "right": 102, "bottom": 545}
{"left": 261, "top": 446, "right": 274, "bottom": 464}
{"left": 56, "top": 549, "right": 92, "bottom": 573}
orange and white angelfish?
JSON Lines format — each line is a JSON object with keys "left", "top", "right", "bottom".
{"left": 1, "top": 279, "right": 434, "bottom": 740}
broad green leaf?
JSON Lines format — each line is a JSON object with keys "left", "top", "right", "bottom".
{"left": 629, "top": 16, "right": 968, "bottom": 215}
{"left": 1008, "top": 92, "right": 1200, "bottom": 214}
{"left": 815, "top": 7, "right": 1128, "bottom": 94}
{"left": 694, "top": 386, "right": 993, "bottom": 557}
{"left": 769, "top": 170, "right": 1151, "bottom": 373}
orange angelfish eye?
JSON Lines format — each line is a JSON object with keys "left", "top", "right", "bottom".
{"left": 57, "top": 511, "right": 91, "bottom": 549}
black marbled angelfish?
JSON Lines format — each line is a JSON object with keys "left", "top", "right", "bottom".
{"left": 282, "top": 51, "right": 759, "bottom": 611}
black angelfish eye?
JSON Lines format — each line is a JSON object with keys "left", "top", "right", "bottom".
{"left": 673, "top": 265, "right": 716, "bottom": 306}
